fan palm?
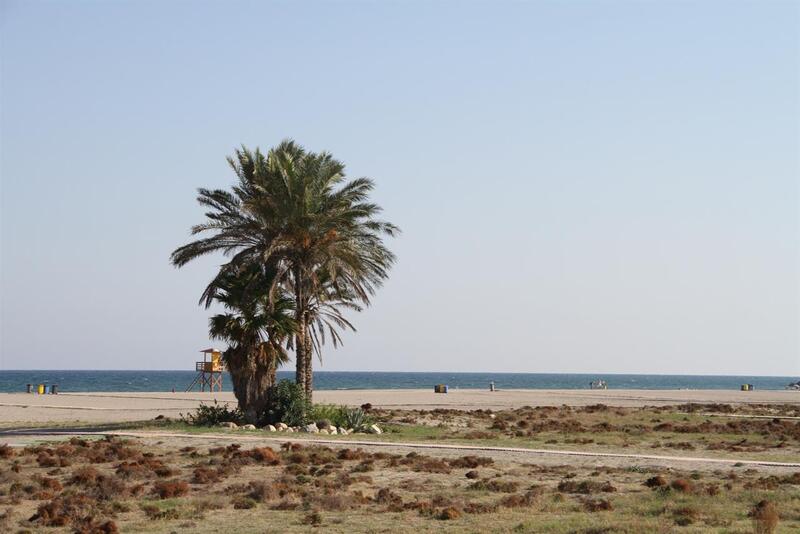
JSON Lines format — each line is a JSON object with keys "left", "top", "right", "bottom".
{"left": 205, "top": 264, "right": 294, "bottom": 423}
{"left": 171, "top": 140, "right": 398, "bottom": 400}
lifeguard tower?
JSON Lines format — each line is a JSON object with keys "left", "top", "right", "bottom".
{"left": 186, "top": 348, "right": 224, "bottom": 392}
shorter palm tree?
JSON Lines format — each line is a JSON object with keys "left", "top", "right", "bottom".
{"left": 206, "top": 264, "right": 294, "bottom": 423}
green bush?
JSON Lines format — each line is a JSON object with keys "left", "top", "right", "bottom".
{"left": 181, "top": 399, "right": 244, "bottom": 426}
{"left": 341, "top": 407, "right": 371, "bottom": 432}
{"left": 262, "top": 380, "right": 309, "bottom": 426}
{"left": 306, "top": 404, "right": 372, "bottom": 430}
{"left": 308, "top": 404, "right": 346, "bottom": 427}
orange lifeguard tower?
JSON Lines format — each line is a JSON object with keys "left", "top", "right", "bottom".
{"left": 185, "top": 348, "right": 224, "bottom": 392}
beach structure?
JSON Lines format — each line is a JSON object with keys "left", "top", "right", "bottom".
{"left": 185, "top": 348, "right": 224, "bottom": 392}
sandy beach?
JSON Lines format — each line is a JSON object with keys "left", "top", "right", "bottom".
{"left": 0, "top": 388, "right": 797, "bottom": 425}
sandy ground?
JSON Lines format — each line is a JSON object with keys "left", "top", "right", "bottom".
{"left": 0, "top": 388, "right": 797, "bottom": 425}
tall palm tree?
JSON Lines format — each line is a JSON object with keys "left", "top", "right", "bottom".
{"left": 205, "top": 264, "right": 294, "bottom": 423}
{"left": 171, "top": 140, "right": 398, "bottom": 400}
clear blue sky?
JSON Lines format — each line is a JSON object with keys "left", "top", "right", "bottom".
{"left": 1, "top": 0, "right": 797, "bottom": 375}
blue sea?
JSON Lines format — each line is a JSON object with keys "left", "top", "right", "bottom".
{"left": 0, "top": 370, "right": 797, "bottom": 393}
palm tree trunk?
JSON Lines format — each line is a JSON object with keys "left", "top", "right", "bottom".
{"left": 303, "top": 330, "right": 313, "bottom": 402}
{"left": 226, "top": 347, "right": 273, "bottom": 424}
{"left": 294, "top": 267, "right": 307, "bottom": 394}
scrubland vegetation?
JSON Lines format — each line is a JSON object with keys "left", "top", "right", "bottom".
{"left": 1, "top": 402, "right": 799, "bottom": 532}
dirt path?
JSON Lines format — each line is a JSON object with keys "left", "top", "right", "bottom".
{"left": 3, "top": 428, "right": 799, "bottom": 474}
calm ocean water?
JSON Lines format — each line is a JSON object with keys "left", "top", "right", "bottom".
{"left": 0, "top": 371, "right": 797, "bottom": 393}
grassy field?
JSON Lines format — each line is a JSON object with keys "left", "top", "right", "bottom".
{"left": 1, "top": 403, "right": 798, "bottom": 533}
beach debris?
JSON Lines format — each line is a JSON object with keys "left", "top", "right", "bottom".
{"left": 263, "top": 425, "right": 277, "bottom": 432}
{"left": 218, "top": 422, "right": 238, "bottom": 429}
{"left": 368, "top": 424, "right": 382, "bottom": 435}
{"left": 241, "top": 424, "right": 256, "bottom": 431}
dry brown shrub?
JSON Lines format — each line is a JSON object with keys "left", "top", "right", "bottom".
{"left": 750, "top": 500, "right": 779, "bottom": 534}
{"left": 644, "top": 475, "right": 667, "bottom": 488}
{"left": 670, "top": 479, "right": 694, "bottom": 493}
{"left": 245, "top": 447, "right": 280, "bottom": 465}
{"left": 673, "top": 505, "right": 699, "bottom": 526}
{"left": 468, "top": 479, "right": 519, "bottom": 493}
{"left": 0, "top": 444, "right": 14, "bottom": 459}
{"left": 36, "top": 476, "right": 63, "bottom": 492}
{"left": 583, "top": 498, "right": 613, "bottom": 512}
{"left": 231, "top": 496, "right": 257, "bottom": 509}
{"left": 499, "top": 487, "right": 544, "bottom": 508}
{"left": 141, "top": 504, "right": 180, "bottom": 520}
{"left": 153, "top": 479, "right": 189, "bottom": 499}
{"left": 374, "top": 487, "right": 403, "bottom": 508}
{"left": 74, "top": 518, "right": 119, "bottom": 534}
{"left": 465, "top": 470, "right": 480, "bottom": 479}
{"left": 437, "top": 506, "right": 461, "bottom": 520}
{"left": 70, "top": 466, "right": 101, "bottom": 485}
{"left": 192, "top": 466, "right": 222, "bottom": 484}
{"left": 463, "top": 501, "right": 498, "bottom": 514}
{"left": 337, "top": 448, "right": 367, "bottom": 461}
{"left": 29, "top": 494, "right": 97, "bottom": 527}
{"left": 302, "top": 511, "right": 322, "bottom": 525}
{"left": 247, "top": 480, "right": 277, "bottom": 502}
{"left": 557, "top": 480, "right": 616, "bottom": 494}
{"left": 448, "top": 455, "right": 494, "bottom": 468}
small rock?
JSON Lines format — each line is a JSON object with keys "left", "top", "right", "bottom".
{"left": 263, "top": 425, "right": 277, "bottom": 432}
{"left": 241, "top": 424, "right": 256, "bottom": 430}
{"left": 368, "top": 424, "right": 382, "bottom": 434}
{"left": 329, "top": 427, "right": 338, "bottom": 435}
{"left": 285, "top": 428, "right": 294, "bottom": 433}
{"left": 275, "top": 422, "right": 288, "bottom": 431}
{"left": 303, "top": 423, "right": 319, "bottom": 434}
{"left": 319, "top": 428, "right": 329, "bottom": 435}
{"left": 218, "top": 422, "right": 238, "bottom": 429}
{"left": 337, "top": 427, "right": 348, "bottom": 435}
{"left": 489, "top": 414, "right": 496, "bottom": 419}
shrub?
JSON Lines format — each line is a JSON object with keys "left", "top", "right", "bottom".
{"left": 262, "top": 380, "right": 310, "bottom": 426}
{"left": 438, "top": 506, "right": 461, "bottom": 520}
{"left": 644, "top": 475, "right": 667, "bottom": 488}
{"left": 231, "top": 496, "right": 257, "bottom": 509}
{"left": 0, "top": 444, "right": 14, "bottom": 459}
{"left": 449, "top": 456, "right": 494, "bottom": 468}
{"left": 465, "top": 470, "right": 480, "bottom": 479}
{"left": 750, "top": 500, "right": 779, "bottom": 534}
{"left": 181, "top": 400, "right": 244, "bottom": 426}
{"left": 670, "top": 479, "right": 694, "bottom": 493}
{"left": 342, "top": 407, "right": 371, "bottom": 431}
{"left": 153, "top": 480, "right": 190, "bottom": 499}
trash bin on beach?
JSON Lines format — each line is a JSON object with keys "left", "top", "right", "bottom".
{"left": 37, "top": 384, "right": 46, "bottom": 394}
{"left": 434, "top": 384, "right": 448, "bottom": 393}
{"left": 26, "top": 384, "right": 32, "bottom": 394}
{"left": 50, "top": 384, "right": 58, "bottom": 394}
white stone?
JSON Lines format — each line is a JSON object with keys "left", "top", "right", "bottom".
{"left": 241, "top": 424, "right": 256, "bottom": 430}
{"left": 337, "top": 427, "right": 348, "bottom": 435}
{"left": 318, "top": 428, "right": 329, "bottom": 434}
{"left": 489, "top": 414, "right": 496, "bottom": 419}
{"left": 264, "top": 425, "right": 277, "bottom": 432}
{"left": 368, "top": 424, "right": 382, "bottom": 434}
{"left": 285, "top": 427, "right": 294, "bottom": 433}
{"left": 329, "top": 427, "right": 338, "bottom": 435}
{"left": 276, "top": 422, "right": 288, "bottom": 431}
{"left": 303, "top": 423, "right": 319, "bottom": 433}
{"left": 218, "top": 422, "right": 238, "bottom": 429}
